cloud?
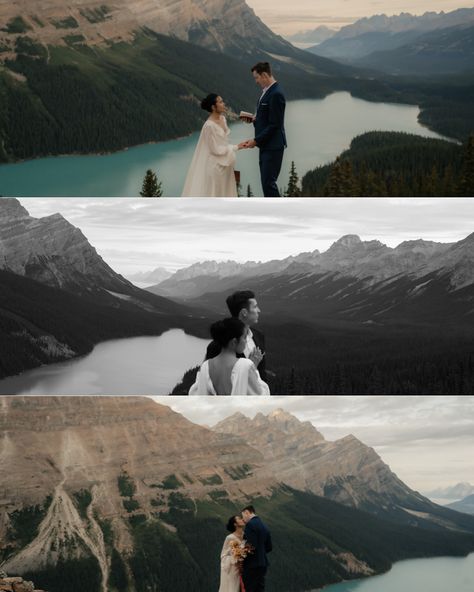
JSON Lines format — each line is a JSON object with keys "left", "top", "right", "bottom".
{"left": 18, "top": 198, "right": 474, "bottom": 275}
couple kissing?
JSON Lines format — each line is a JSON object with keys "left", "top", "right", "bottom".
{"left": 219, "top": 504, "right": 272, "bottom": 592}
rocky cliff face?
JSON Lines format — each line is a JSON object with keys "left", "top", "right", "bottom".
{"left": 213, "top": 408, "right": 418, "bottom": 509}
{"left": 0, "top": 0, "right": 289, "bottom": 55}
{"left": 0, "top": 199, "right": 131, "bottom": 293}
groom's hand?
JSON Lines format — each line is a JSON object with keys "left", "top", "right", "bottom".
{"left": 242, "top": 139, "right": 257, "bottom": 149}
{"left": 240, "top": 115, "right": 255, "bottom": 123}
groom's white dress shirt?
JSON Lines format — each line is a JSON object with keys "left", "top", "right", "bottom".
{"left": 259, "top": 81, "right": 276, "bottom": 105}
{"left": 244, "top": 328, "right": 257, "bottom": 358}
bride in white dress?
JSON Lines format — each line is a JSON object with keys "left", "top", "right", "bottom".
{"left": 189, "top": 318, "right": 270, "bottom": 396}
{"left": 219, "top": 515, "right": 246, "bottom": 592}
{"left": 182, "top": 94, "right": 246, "bottom": 197}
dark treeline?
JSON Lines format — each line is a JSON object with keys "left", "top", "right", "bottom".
{"left": 0, "top": 32, "right": 256, "bottom": 162}
{"left": 129, "top": 489, "right": 474, "bottom": 592}
{"left": 302, "top": 131, "right": 473, "bottom": 196}
{"left": 173, "top": 320, "right": 474, "bottom": 395}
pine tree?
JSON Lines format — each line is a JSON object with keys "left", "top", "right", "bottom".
{"left": 140, "top": 169, "right": 163, "bottom": 197}
{"left": 246, "top": 184, "right": 254, "bottom": 197}
{"left": 458, "top": 133, "right": 474, "bottom": 196}
{"left": 285, "top": 161, "right": 301, "bottom": 197}
{"left": 324, "top": 158, "right": 359, "bottom": 196}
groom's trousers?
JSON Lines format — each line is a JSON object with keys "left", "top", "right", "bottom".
{"left": 242, "top": 567, "right": 267, "bottom": 592}
{"left": 259, "top": 149, "right": 284, "bottom": 197}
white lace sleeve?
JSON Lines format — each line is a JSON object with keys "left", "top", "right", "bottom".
{"left": 188, "top": 362, "right": 214, "bottom": 395}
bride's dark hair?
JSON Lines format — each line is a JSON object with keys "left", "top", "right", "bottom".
{"left": 210, "top": 318, "right": 245, "bottom": 348}
{"left": 201, "top": 93, "right": 219, "bottom": 113}
{"left": 226, "top": 515, "right": 238, "bottom": 533}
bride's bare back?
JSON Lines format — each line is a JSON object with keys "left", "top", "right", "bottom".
{"left": 208, "top": 356, "right": 237, "bottom": 395}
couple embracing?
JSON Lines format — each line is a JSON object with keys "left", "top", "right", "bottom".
{"left": 182, "top": 62, "right": 287, "bottom": 197}
{"left": 219, "top": 505, "right": 272, "bottom": 592}
{"left": 189, "top": 290, "right": 269, "bottom": 395}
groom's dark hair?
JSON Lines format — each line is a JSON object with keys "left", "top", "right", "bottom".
{"left": 242, "top": 505, "right": 256, "bottom": 514}
{"left": 226, "top": 290, "right": 255, "bottom": 318}
{"left": 251, "top": 62, "right": 272, "bottom": 75}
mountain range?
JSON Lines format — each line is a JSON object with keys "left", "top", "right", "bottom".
{"left": 447, "top": 494, "right": 474, "bottom": 515}
{"left": 148, "top": 232, "right": 474, "bottom": 325}
{"left": 1, "top": 397, "right": 474, "bottom": 592}
{"left": 310, "top": 8, "right": 474, "bottom": 63}
{"left": 426, "top": 482, "right": 474, "bottom": 501}
{"left": 1, "top": 198, "right": 473, "bottom": 393}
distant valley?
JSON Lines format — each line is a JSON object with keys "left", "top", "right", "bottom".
{"left": 0, "top": 1, "right": 473, "bottom": 174}
{"left": 1, "top": 397, "right": 474, "bottom": 592}
{"left": 1, "top": 198, "right": 473, "bottom": 394}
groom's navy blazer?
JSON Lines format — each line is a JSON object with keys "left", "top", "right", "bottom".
{"left": 205, "top": 327, "right": 266, "bottom": 382}
{"left": 254, "top": 82, "right": 287, "bottom": 151}
{"left": 243, "top": 516, "right": 272, "bottom": 570}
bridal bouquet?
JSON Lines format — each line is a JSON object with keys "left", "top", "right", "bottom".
{"left": 230, "top": 539, "right": 254, "bottom": 575}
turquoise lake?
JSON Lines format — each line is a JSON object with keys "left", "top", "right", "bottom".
{"left": 319, "top": 552, "right": 474, "bottom": 592}
{"left": 0, "top": 92, "right": 448, "bottom": 197}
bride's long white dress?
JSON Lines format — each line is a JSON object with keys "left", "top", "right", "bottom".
{"left": 218, "top": 533, "right": 241, "bottom": 592}
{"left": 189, "top": 358, "right": 270, "bottom": 396}
{"left": 182, "top": 116, "right": 238, "bottom": 197}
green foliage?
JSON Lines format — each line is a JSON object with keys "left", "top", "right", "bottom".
{"left": 8, "top": 495, "right": 52, "bottom": 547}
{"left": 140, "top": 169, "right": 163, "bottom": 197}
{"left": 284, "top": 161, "right": 302, "bottom": 196}
{"left": 51, "top": 17, "right": 79, "bottom": 29}
{"left": 22, "top": 557, "right": 101, "bottom": 592}
{"left": 80, "top": 6, "right": 111, "bottom": 24}
{"left": 2, "top": 16, "right": 31, "bottom": 34}
{"left": 72, "top": 489, "right": 92, "bottom": 520}
{"left": 63, "top": 34, "right": 87, "bottom": 46}
{"left": 224, "top": 465, "right": 252, "bottom": 480}
{"left": 458, "top": 133, "right": 474, "bottom": 196}
{"left": 129, "top": 514, "right": 147, "bottom": 527}
{"left": 130, "top": 520, "right": 201, "bottom": 591}
{"left": 160, "top": 474, "right": 183, "bottom": 490}
{"left": 117, "top": 473, "right": 136, "bottom": 498}
{"left": 14, "top": 36, "right": 47, "bottom": 59}
{"left": 109, "top": 547, "right": 129, "bottom": 592}
{"left": 94, "top": 514, "right": 114, "bottom": 547}
{"left": 168, "top": 492, "right": 194, "bottom": 511}
{"left": 302, "top": 131, "right": 464, "bottom": 196}
{"left": 199, "top": 474, "right": 223, "bottom": 486}
{"left": 123, "top": 499, "right": 140, "bottom": 513}
{"left": 208, "top": 490, "right": 228, "bottom": 501}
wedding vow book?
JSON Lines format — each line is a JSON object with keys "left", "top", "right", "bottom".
{"left": 240, "top": 111, "right": 254, "bottom": 119}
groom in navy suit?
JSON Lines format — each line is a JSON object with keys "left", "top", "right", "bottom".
{"left": 241, "top": 504, "right": 272, "bottom": 592}
{"left": 241, "top": 62, "right": 287, "bottom": 197}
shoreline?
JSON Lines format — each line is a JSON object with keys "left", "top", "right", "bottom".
{"left": 0, "top": 93, "right": 456, "bottom": 169}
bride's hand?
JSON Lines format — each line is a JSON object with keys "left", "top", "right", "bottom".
{"left": 238, "top": 141, "right": 248, "bottom": 150}
{"left": 249, "top": 347, "right": 264, "bottom": 367}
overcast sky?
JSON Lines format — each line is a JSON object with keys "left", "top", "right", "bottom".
{"left": 162, "top": 395, "right": 474, "bottom": 496}
{"left": 246, "top": 1, "right": 474, "bottom": 35}
{"left": 19, "top": 198, "right": 474, "bottom": 277}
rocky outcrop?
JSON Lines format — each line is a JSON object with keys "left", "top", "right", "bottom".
{"left": 0, "top": 574, "right": 46, "bottom": 592}
{"left": 0, "top": 199, "right": 131, "bottom": 293}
